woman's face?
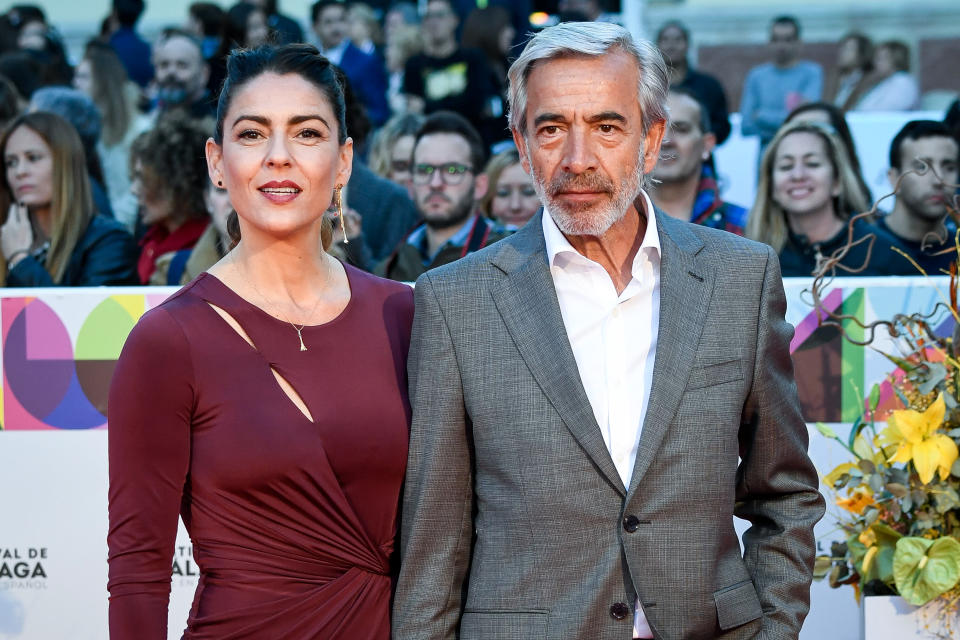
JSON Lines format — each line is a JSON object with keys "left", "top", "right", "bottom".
{"left": 491, "top": 162, "right": 539, "bottom": 228}
{"left": 73, "top": 59, "right": 93, "bottom": 96}
{"left": 4, "top": 125, "right": 53, "bottom": 212}
{"left": 388, "top": 134, "right": 415, "bottom": 187}
{"left": 17, "top": 20, "right": 46, "bottom": 51}
{"left": 498, "top": 25, "right": 516, "bottom": 57}
{"left": 206, "top": 72, "right": 352, "bottom": 241}
{"left": 837, "top": 37, "right": 860, "bottom": 70}
{"left": 204, "top": 181, "right": 233, "bottom": 240}
{"left": 772, "top": 131, "right": 839, "bottom": 220}
{"left": 130, "top": 158, "right": 174, "bottom": 227}
{"left": 874, "top": 47, "right": 895, "bottom": 78}
{"left": 246, "top": 10, "right": 269, "bottom": 48}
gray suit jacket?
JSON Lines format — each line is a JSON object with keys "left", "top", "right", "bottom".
{"left": 393, "top": 209, "right": 825, "bottom": 640}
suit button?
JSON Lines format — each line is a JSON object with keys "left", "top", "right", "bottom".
{"left": 610, "top": 602, "right": 630, "bottom": 620}
{"left": 623, "top": 515, "right": 640, "bottom": 533}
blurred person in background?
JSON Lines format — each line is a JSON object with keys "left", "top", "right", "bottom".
{"left": 150, "top": 28, "right": 215, "bottom": 122}
{"left": 31, "top": 86, "right": 115, "bottom": 219}
{"left": 746, "top": 120, "right": 909, "bottom": 277}
{"left": 311, "top": 0, "right": 389, "bottom": 126}
{"left": 401, "top": 0, "right": 496, "bottom": 145}
{"left": 876, "top": 120, "right": 959, "bottom": 274}
{"left": 0, "top": 111, "right": 137, "bottom": 286}
{"left": 74, "top": 40, "right": 151, "bottom": 231}
{"left": 461, "top": 6, "right": 514, "bottom": 147}
{"left": 828, "top": 32, "right": 873, "bottom": 111}
{"left": 187, "top": 2, "right": 230, "bottom": 98}
{"left": 157, "top": 177, "right": 233, "bottom": 284}
{"left": 383, "top": 1, "right": 418, "bottom": 45}
{"left": 348, "top": 2, "right": 381, "bottom": 57}
{"left": 655, "top": 20, "right": 731, "bottom": 145}
{"left": 129, "top": 112, "right": 210, "bottom": 284}
{"left": 227, "top": 0, "right": 304, "bottom": 45}
{"left": 785, "top": 101, "right": 872, "bottom": 208}
{"left": 368, "top": 112, "right": 424, "bottom": 200}
{"left": 13, "top": 10, "right": 73, "bottom": 87}
{"left": 740, "top": 16, "right": 822, "bottom": 151}
{"left": 854, "top": 40, "right": 920, "bottom": 111}
{"left": 108, "top": 0, "right": 153, "bottom": 89}
{"left": 478, "top": 147, "right": 538, "bottom": 230}
{"left": 384, "top": 22, "right": 421, "bottom": 116}
{"left": 0, "top": 50, "right": 42, "bottom": 100}
{"left": 651, "top": 88, "right": 747, "bottom": 234}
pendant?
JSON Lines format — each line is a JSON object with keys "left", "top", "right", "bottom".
{"left": 295, "top": 327, "right": 307, "bottom": 351}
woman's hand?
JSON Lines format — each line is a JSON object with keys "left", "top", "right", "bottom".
{"left": 1, "top": 202, "right": 34, "bottom": 267}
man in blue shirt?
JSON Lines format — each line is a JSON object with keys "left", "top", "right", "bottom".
{"left": 740, "top": 16, "right": 822, "bottom": 150}
{"left": 108, "top": 0, "right": 153, "bottom": 89}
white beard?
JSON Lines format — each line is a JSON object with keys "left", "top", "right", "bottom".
{"left": 531, "top": 145, "right": 646, "bottom": 236}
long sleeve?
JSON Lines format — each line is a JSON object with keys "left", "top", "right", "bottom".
{"left": 393, "top": 273, "right": 473, "bottom": 640}
{"left": 800, "top": 63, "right": 824, "bottom": 104}
{"left": 107, "top": 306, "right": 195, "bottom": 639}
{"left": 735, "top": 246, "right": 826, "bottom": 637}
{"left": 738, "top": 68, "right": 763, "bottom": 138}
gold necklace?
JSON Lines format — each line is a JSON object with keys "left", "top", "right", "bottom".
{"left": 232, "top": 252, "right": 326, "bottom": 352}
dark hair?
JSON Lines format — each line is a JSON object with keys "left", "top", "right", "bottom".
{"left": 0, "top": 50, "right": 41, "bottom": 98}
{"left": 331, "top": 66, "right": 367, "bottom": 148}
{"left": 462, "top": 7, "right": 512, "bottom": 73}
{"left": 945, "top": 100, "right": 960, "bottom": 143}
{"left": 414, "top": 110, "right": 486, "bottom": 172}
{"left": 189, "top": 2, "right": 226, "bottom": 39}
{"left": 889, "top": 120, "right": 958, "bottom": 170}
{"left": 8, "top": 5, "right": 45, "bottom": 28}
{"left": 0, "top": 74, "right": 21, "bottom": 126}
{"left": 840, "top": 32, "right": 874, "bottom": 72}
{"left": 214, "top": 43, "right": 347, "bottom": 146}
{"left": 112, "top": 0, "right": 145, "bottom": 28}
{"left": 878, "top": 40, "right": 911, "bottom": 73}
{"left": 310, "top": 0, "right": 346, "bottom": 25}
{"left": 771, "top": 15, "right": 800, "bottom": 38}
{"left": 130, "top": 111, "right": 211, "bottom": 224}
{"left": 656, "top": 20, "right": 689, "bottom": 45}
{"left": 785, "top": 102, "right": 872, "bottom": 205}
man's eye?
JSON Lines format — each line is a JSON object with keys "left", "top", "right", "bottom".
{"left": 599, "top": 124, "right": 617, "bottom": 133}
{"left": 541, "top": 125, "right": 559, "bottom": 135}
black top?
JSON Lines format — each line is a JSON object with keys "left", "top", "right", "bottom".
{"left": 674, "top": 68, "right": 732, "bottom": 145}
{"left": 6, "top": 215, "right": 139, "bottom": 287}
{"left": 402, "top": 48, "right": 496, "bottom": 131}
{"left": 778, "top": 217, "right": 915, "bottom": 278}
{"left": 875, "top": 215, "right": 958, "bottom": 276}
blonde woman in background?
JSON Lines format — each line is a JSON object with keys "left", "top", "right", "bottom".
{"left": 479, "top": 147, "right": 539, "bottom": 229}
{"left": 74, "top": 40, "right": 151, "bottom": 232}
{"left": 746, "top": 120, "right": 911, "bottom": 277}
{"left": 0, "top": 112, "right": 137, "bottom": 286}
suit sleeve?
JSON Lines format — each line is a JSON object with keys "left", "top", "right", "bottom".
{"left": 393, "top": 273, "right": 473, "bottom": 640}
{"left": 107, "top": 307, "right": 194, "bottom": 639}
{"left": 735, "top": 246, "right": 826, "bottom": 638}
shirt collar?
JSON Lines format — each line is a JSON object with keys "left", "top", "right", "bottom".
{"left": 406, "top": 214, "right": 478, "bottom": 263}
{"left": 542, "top": 189, "right": 661, "bottom": 276}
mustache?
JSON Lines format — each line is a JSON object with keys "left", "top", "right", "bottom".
{"left": 544, "top": 171, "right": 614, "bottom": 196}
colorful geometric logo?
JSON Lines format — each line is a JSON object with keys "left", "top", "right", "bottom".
{"left": 1, "top": 294, "right": 167, "bottom": 430}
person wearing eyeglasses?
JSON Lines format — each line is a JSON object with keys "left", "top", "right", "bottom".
{"left": 376, "top": 110, "right": 510, "bottom": 282}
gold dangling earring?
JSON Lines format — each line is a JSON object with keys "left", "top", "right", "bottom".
{"left": 334, "top": 185, "right": 348, "bottom": 244}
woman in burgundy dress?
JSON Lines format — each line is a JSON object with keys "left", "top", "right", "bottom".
{"left": 107, "top": 44, "right": 414, "bottom": 639}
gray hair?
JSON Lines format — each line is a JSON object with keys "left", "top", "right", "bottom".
{"left": 507, "top": 21, "right": 669, "bottom": 138}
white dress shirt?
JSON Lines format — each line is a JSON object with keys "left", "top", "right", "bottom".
{"left": 542, "top": 191, "right": 661, "bottom": 639}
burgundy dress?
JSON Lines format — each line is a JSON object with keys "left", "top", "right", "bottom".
{"left": 107, "top": 264, "right": 414, "bottom": 639}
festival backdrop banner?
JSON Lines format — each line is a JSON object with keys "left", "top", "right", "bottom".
{"left": 0, "top": 278, "right": 951, "bottom": 639}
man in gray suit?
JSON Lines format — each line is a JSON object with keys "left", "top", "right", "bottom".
{"left": 394, "top": 21, "right": 825, "bottom": 640}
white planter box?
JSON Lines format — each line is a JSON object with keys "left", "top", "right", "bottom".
{"left": 862, "top": 595, "right": 959, "bottom": 639}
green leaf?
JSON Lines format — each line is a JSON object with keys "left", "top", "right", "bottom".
{"left": 934, "top": 486, "right": 960, "bottom": 514}
{"left": 893, "top": 537, "right": 960, "bottom": 605}
{"left": 814, "top": 556, "right": 833, "bottom": 579}
{"left": 859, "top": 459, "right": 877, "bottom": 474}
{"left": 947, "top": 428, "right": 960, "bottom": 438}
{"left": 816, "top": 422, "right": 839, "bottom": 440}
{"left": 952, "top": 458, "right": 960, "bottom": 477}
{"left": 917, "top": 363, "right": 948, "bottom": 396}
{"left": 848, "top": 416, "right": 865, "bottom": 450}
{"left": 881, "top": 351, "right": 919, "bottom": 373}
{"left": 869, "top": 384, "right": 881, "bottom": 412}
{"left": 886, "top": 482, "right": 909, "bottom": 498}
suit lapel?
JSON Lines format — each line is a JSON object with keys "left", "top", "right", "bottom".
{"left": 627, "top": 212, "right": 715, "bottom": 494}
{"left": 490, "top": 214, "right": 627, "bottom": 496}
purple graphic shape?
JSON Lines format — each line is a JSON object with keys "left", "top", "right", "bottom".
{"left": 43, "top": 368, "right": 106, "bottom": 429}
{"left": 25, "top": 298, "right": 73, "bottom": 360}
{"left": 790, "top": 288, "right": 843, "bottom": 353}
{"left": 4, "top": 306, "right": 73, "bottom": 418}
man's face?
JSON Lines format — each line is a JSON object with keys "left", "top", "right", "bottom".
{"left": 890, "top": 136, "right": 959, "bottom": 223}
{"left": 153, "top": 35, "right": 208, "bottom": 103}
{"left": 412, "top": 132, "right": 483, "bottom": 230}
{"left": 314, "top": 5, "right": 347, "bottom": 50}
{"left": 770, "top": 23, "right": 800, "bottom": 66}
{"left": 513, "top": 51, "right": 666, "bottom": 236}
{"left": 656, "top": 25, "right": 688, "bottom": 68}
{"left": 654, "top": 92, "right": 714, "bottom": 184}
{"left": 422, "top": 1, "right": 457, "bottom": 45}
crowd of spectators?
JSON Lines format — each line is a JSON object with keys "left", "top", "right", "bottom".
{"left": 0, "top": 1, "right": 956, "bottom": 289}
